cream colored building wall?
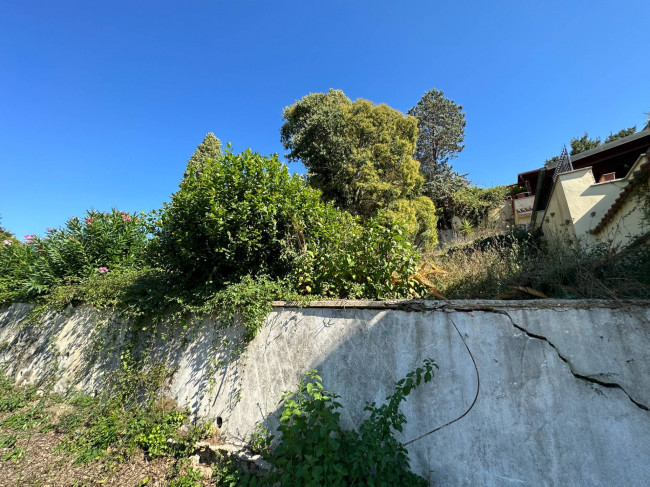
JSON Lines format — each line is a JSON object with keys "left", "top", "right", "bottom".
{"left": 571, "top": 179, "right": 623, "bottom": 240}
{"left": 542, "top": 153, "right": 648, "bottom": 249}
{"left": 488, "top": 201, "right": 513, "bottom": 229}
{"left": 542, "top": 172, "right": 578, "bottom": 239}
{"left": 592, "top": 194, "right": 647, "bottom": 249}
{"left": 591, "top": 154, "right": 649, "bottom": 249}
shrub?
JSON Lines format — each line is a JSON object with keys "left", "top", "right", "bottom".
{"left": 151, "top": 148, "right": 329, "bottom": 288}
{"left": 0, "top": 238, "right": 42, "bottom": 301}
{"left": 291, "top": 214, "right": 424, "bottom": 299}
{"left": 41, "top": 209, "right": 148, "bottom": 279}
{"left": 0, "top": 209, "right": 148, "bottom": 302}
{"left": 152, "top": 146, "right": 426, "bottom": 300}
{"left": 242, "top": 360, "right": 437, "bottom": 486}
{"left": 450, "top": 185, "right": 509, "bottom": 226}
{"left": 385, "top": 196, "right": 438, "bottom": 251}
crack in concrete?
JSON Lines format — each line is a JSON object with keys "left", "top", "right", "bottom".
{"left": 443, "top": 305, "right": 649, "bottom": 412}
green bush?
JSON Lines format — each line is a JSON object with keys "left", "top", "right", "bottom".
{"left": 151, "top": 148, "right": 329, "bottom": 288}
{"left": 41, "top": 209, "right": 148, "bottom": 279}
{"left": 0, "top": 209, "right": 148, "bottom": 302}
{"left": 385, "top": 196, "right": 439, "bottom": 251}
{"left": 291, "top": 215, "right": 424, "bottom": 299}
{"left": 451, "top": 185, "right": 509, "bottom": 226}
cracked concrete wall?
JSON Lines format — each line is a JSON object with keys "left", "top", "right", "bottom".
{"left": 1, "top": 301, "right": 649, "bottom": 486}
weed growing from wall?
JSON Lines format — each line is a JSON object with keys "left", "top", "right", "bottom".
{"left": 230, "top": 358, "right": 437, "bottom": 486}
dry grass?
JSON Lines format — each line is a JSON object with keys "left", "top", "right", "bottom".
{"left": 426, "top": 230, "right": 650, "bottom": 300}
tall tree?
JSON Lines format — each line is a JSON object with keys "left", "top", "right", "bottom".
{"left": 281, "top": 89, "right": 423, "bottom": 217}
{"left": 408, "top": 88, "right": 466, "bottom": 170}
{"left": 408, "top": 89, "right": 468, "bottom": 227}
{"left": 184, "top": 132, "right": 222, "bottom": 177}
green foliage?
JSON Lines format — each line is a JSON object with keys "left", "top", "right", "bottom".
{"left": 281, "top": 89, "right": 423, "bottom": 217}
{"left": 205, "top": 275, "right": 296, "bottom": 340}
{"left": 459, "top": 220, "right": 474, "bottom": 237}
{"left": 570, "top": 133, "right": 601, "bottom": 155}
{"left": 59, "top": 357, "right": 209, "bottom": 464}
{"left": 570, "top": 126, "right": 636, "bottom": 156}
{"left": 408, "top": 88, "right": 466, "bottom": 170}
{"left": 243, "top": 360, "right": 436, "bottom": 486}
{"left": 0, "top": 209, "right": 148, "bottom": 303}
{"left": 0, "top": 375, "right": 38, "bottom": 413}
{"left": 184, "top": 132, "right": 222, "bottom": 177}
{"left": 385, "top": 196, "right": 439, "bottom": 251}
{"left": 450, "top": 185, "right": 509, "bottom": 226}
{"left": 0, "top": 370, "right": 212, "bottom": 484}
{"left": 152, "top": 146, "right": 328, "bottom": 289}
{"left": 169, "top": 466, "right": 204, "bottom": 487}
{"left": 604, "top": 126, "right": 636, "bottom": 144}
{"left": 408, "top": 88, "right": 468, "bottom": 228}
{"left": 291, "top": 216, "right": 425, "bottom": 299}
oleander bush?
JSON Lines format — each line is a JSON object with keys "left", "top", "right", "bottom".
{"left": 0, "top": 209, "right": 147, "bottom": 303}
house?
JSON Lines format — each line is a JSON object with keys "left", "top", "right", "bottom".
{"left": 516, "top": 127, "right": 650, "bottom": 248}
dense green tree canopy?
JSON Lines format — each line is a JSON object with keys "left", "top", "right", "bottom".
{"left": 408, "top": 88, "right": 466, "bottom": 171}
{"left": 183, "top": 132, "right": 222, "bottom": 177}
{"left": 407, "top": 89, "right": 468, "bottom": 228}
{"left": 570, "top": 133, "right": 602, "bottom": 155}
{"left": 604, "top": 126, "right": 636, "bottom": 144}
{"left": 280, "top": 89, "right": 423, "bottom": 217}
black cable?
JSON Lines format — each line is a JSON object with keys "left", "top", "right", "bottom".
{"left": 404, "top": 312, "right": 480, "bottom": 446}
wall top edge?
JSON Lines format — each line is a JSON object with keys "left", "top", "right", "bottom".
{"left": 271, "top": 299, "right": 650, "bottom": 311}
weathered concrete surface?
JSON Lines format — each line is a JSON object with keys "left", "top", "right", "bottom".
{"left": 1, "top": 300, "right": 649, "bottom": 486}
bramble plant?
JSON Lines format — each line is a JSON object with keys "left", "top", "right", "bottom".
{"left": 237, "top": 359, "right": 437, "bottom": 486}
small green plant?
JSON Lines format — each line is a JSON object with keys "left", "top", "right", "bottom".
{"left": 0, "top": 433, "right": 17, "bottom": 449}
{"left": 168, "top": 462, "right": 204, "bottom": 487}
{"left": 1, "top": 445, "right": 25, "bottom": 463}
{"left": 459, "top": 219, "right": 474, "bottom": 237}
{"left": 0, "top": 375, "right": 39, "bottom": 413}
{"left": 58, "top": 357, "right": 210, "bottom": 464}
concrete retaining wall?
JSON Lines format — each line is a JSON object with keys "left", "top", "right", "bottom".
{"left": 1, "top": 300, "right": 649, "bottom": 486}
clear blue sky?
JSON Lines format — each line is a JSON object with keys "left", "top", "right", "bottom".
{"left": 1, "top": 0, "right": 649, "bottom": 238}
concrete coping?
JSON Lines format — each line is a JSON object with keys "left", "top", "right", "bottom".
{"left": 272, "top": 299, "right": 650, "bottom": 311}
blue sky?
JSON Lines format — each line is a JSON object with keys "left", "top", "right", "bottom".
{"left": 1, "top": 0, "right": 649, "bottom": 238}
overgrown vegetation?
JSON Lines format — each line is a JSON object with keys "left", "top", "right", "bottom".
{"left": 428, "top": 229, "right": 650, "bottom": 299}
{"left": 216, "top": 359, "right": 436, "bottom": 486}
{"left": 0, "top": 364, "right": 210, "bottom": 486}
{"left": 0, "top": 138, "right": 433, "bottom": 339}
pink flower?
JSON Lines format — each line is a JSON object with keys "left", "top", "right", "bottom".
{"left": 24, "top": 234, "right": 36, "bottom": 244}
{"left": 86, "top": 217, "right": 95, "bottom": 225}
{"left": 2, "top": 240, "right": 11, "bottom": 246}
{"left": 46, "top": 228, "right": 55, "bottom": 232}
{"left": 121, "top": 212, "right": 132, "bottom": 222}
{"left": 98, "top": 267, "right": 109, "bottom": 274}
